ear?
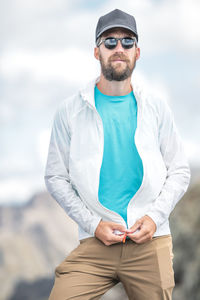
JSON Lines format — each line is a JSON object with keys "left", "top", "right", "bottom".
{"left": 135, "top": 47, "right": 140, "bottom": 60}
{"left": 94, "top": 47, "right": 100, "bottom": 60}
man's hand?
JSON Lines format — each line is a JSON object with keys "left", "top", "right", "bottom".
{"left": 127, "top": 215, "right": 157, "bottom": 244}
{"left": 95, "top": 220, "right": 126, "bottom": 246}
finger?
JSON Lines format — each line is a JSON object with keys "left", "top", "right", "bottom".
{"left": 128, "top": 219, "right": 142, "bottom": 234}
{"left": 127, "top": 227, "right": 147, "bottom": 241}
{"left": 104, "top": 235, "right": 123, "bottom": 246}
{"left": 132, "top": 233, "right": 153, "bottom": 244}
{"left": 111, "top": 223, "right": 126, "bottom": 233}
{"left": 110, "top": 233, "right": 124, "bottom": 243}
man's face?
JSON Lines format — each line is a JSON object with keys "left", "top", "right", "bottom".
{"left": 94, "top": 28, "right": 140, "bottom": 81}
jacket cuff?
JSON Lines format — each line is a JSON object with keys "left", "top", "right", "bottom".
{"left": 145, "top": 211, "right": 163, "bottom": 230}
{"left": 88, "top": 216, "right": 102, "bottom": 236}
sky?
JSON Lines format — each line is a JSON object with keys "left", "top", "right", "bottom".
{"left": 1, "top": 0, "right": 200, "bottom": 204}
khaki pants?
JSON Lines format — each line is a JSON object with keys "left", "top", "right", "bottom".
{"left": 49, "top": 235, "right": 175, "bottom": 300}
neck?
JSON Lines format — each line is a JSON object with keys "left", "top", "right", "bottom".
{"left": 96, "top": 74, "right": 132, "bottom": 96}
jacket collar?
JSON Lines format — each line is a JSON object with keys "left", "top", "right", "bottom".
{"left": 79, "top": 77, "right": 100, "bottom": 108}
{"left": 79, "top": 76, "right": 144, "bottom": 109}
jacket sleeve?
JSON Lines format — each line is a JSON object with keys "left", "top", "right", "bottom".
{"left": 44, "top": 101, "right": 101, "bottom": 236}
{"left": 146, "top": 99, "right": 191, "bottom": 228}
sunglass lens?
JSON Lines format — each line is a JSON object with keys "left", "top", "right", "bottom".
{"left": 104, "top": 38, "right": 117, "bottom": 49}
{"left": 122, "top": 38, "right": 135, "bottom": 49}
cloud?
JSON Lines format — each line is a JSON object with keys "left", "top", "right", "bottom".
{"left": 184, "top": 139, "right": 200, "bottom": 167}
{"left": 0, "top": 48, "right": 98, "bottom": 85}
{"left": 0, "top": 177, "right": 45, "bottom": 205}
{"left": 37, "top": 129, "right": 51, "bottom": 165}
{"left": 0, "top": 0, "right": 199, "bottom": 204}
{"left": 103, "top": 0, "right": 200, "bottom": 54}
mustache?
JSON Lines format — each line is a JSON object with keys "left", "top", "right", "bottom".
{"left": 109, "top": 53, "right": 129, "bottom": 62}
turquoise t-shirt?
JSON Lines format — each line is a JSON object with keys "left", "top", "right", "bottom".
{"left": 94, "top": 85, "right": 144, "bottom": 226}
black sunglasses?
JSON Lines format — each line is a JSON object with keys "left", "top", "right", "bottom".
{"left": 97, "top": 37, "right": 137, "bottom": 50}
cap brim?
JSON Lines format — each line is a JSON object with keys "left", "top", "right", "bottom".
{"left": 96, "top": 24, "right": 138, "bottom": 41}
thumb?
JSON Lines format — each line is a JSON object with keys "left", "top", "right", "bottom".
{"left": 127, "top": 219, "right": 143, "bottom": 234}
{"left": 111, "top": 223, "right": 126, "bottom": 233}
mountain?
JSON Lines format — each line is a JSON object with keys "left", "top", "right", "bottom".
{"left": 0, "top": 192, "right": 78, "bottom": 300}
{"left": 0, "top": 179, "right": 199, "bottom": 300}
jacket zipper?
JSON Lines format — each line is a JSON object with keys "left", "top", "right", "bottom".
{"left": 126, "top": 93, "right": 146, "bottom": 227}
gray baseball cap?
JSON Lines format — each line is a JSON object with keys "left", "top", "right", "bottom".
{"left": 95, "top": 9, "right": 138, "bottom": 43}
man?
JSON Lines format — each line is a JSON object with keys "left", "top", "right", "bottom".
{"left": 44, "top": 9, "right": 190, "bottom": 300}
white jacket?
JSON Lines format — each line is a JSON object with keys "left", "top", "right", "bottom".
{"left": 44, "top": 77, "right": 191, "bottom": 240}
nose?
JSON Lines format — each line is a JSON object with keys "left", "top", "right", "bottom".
{"left": 114, "top": 40, "right": 124, "bottom": 52}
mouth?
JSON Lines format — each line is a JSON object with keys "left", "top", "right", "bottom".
{"left": 111, "top": 59, "right": 125, "bottom": 62}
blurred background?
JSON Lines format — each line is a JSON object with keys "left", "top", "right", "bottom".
{"left": 0, "top": 0, "right": 200, "bottom": 299}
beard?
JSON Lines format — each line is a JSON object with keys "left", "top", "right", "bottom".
{"left": 99, "top": 52, "right": 136, "bottom": 81}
